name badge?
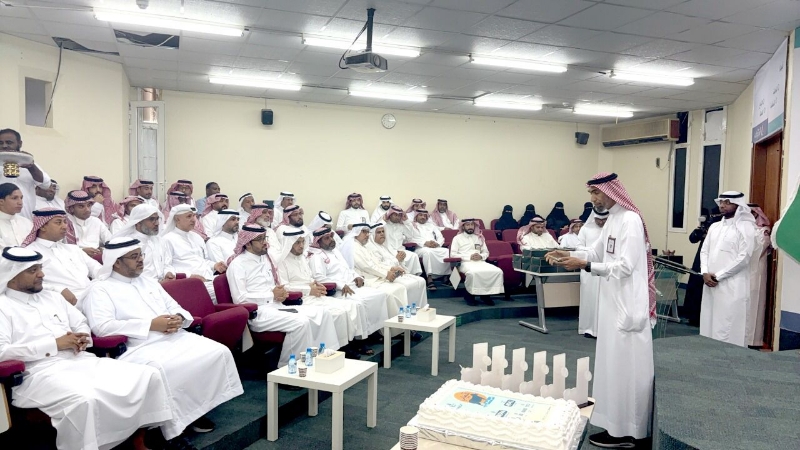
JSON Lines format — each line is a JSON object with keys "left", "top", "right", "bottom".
{"left": 606, "top": 236, "right": 616, "bottom": 254}
{"left": 474, "top": 244, "right": 481, "bottom": 250}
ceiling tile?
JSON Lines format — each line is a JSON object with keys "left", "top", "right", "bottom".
{"left": 259, "top": 0, "right": 347, "bottom": 16}
{"left": 518, "top": 24, "right": 603, "bottom": 47}
{"left": 497, "top": 0, "right": 595, "bottom": 24}
{"left": 574, "top": 32, "right": 653, "bottom": 53}
{"left": 240, "top": 43, "right": 300, "bottom": 60}
{"left": 489, "top": 71, "right": 540, "bottom": 84}
{"left": 438, "top": 36, "right": 510, "bottom": 53}
{"left": 30, "top": 6, "right": 98, "bottom": 27}
{"left": 666, "top": 0, "right": 773, "bottom": 20}
{"left": 376, "top": 71, "right": 433, "bottom": 87}
{"left": 431, "top": 0, "right": 516, "bottom": 14}
{"left": 0, "top": 17, "right": 48, "bottom": 35}
{"left": 231, "top": 56, "right": 290, "bottom": 72}
{"left": 41, "top": 21, "right": 116, "bottom": 43}
{"left": 705, "top": 69, "right": 758, "bottom": 84}
{"left": 722, "top": 0, "right": 800, "bottom": 29}
{"left": 291, "top": 48, "right": 344, "bottom": 65}
{"left": 117, "top": 43, "right": 178, "bottom": 61}
{"left": 622, "top": 39, "right": 699, "bottom": 58}
{"left": 615, "top": 12, "right": 711, "bottom": 38}
{"left": 2, "top": 32, "right": 56, "bottom": 46}
{"left": 410, "top": 53, "right": 470, "bottom": 68}
{"left": 667, "top": 21, "right": 757, "bottom": 44}
{"left": 558, "top": 3, "right": 656, "bottom": 31}
{"left": 255, "top": 9, "right": 330, "bottom": 33}
{"left": 603, "top": 0, "right": 687, "bottom": 10}
{"left": 490, "top": 41, "right": 562, "bottom": 59}
{"left": 717, "top": 51, "right": 773, "bottom": 70}
{"left": 466, "top": 16, "right": 547, "bottom": 40}
{"left": 403, "top": 7, "right": 486, "bottom": 33}
{"left": 423, "top": 76, "right": 474, "bottom": 90}
{"left": 395, "top": 61, "right": 458, "bottom": 76}
{"left": 668, "top": 45, "right": 745, "bottom": 65}
{"left": 284, "top": 61, "right": 340, "bottom": 77}
{"left": 123, "top": 57, "right": 179, "bottom": 71}
{"left": 246, "top": 31, "right": 305, "bottom": 49}
{"left": 178, "top": 51, "right": 237, "bottom": 66}
{"left": 337, "top": 0, "right": 425, "bottom": 24}
{"left": 180, "top": 36, "right": 244, "bottom": 56}
{"left": 715, "top": 29, "right": 790, "bottom": 53}
{"left": 0, "top": 3, "right": 35, "bottom": 19}
{"left": 446, "top": 65, "right": 501, "bottom": 80}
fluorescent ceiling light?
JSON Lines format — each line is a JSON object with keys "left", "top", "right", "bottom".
{"left": 474, "top": 98, "right": 542, "bottom": 111}
{"left": 303, "top": 36, "right": 420, "bottom": 58}
{"left": 349, "top": 90, "right": 427, "bottom": 102}
{"left": 470, "top": 56, "right": 567, "bottom": 73}
{"left": 573, "top": 105, "right": 633, "bottom": 118}
{"left": 610, "top": 70, "right": 694, "bottom": 87}
{"left": 94, "top": 9, "right": 244, "bottom": 37}
{"left": 209, "top": 76, "right": 302, "bottom": 91}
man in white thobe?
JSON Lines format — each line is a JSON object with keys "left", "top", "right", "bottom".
{"left": 161, "top": 204, "right": 226, "bottom": 300}
{"left": 382, "top": 206, "right": 421, "bottom": 277}
{"left": 746, "top": 204, "right": 771, "bottom": 347}
{"left": 558, "top": 219, "right": 583, "bottom": 248}
{"left": 371, "top": 222, "right": 423, "bottom": 276}
{"left": 546, "top": 172, "right": 654, "bottom": 448}
{"left": 81, "top": 176, "right": 120, "bottom": 227}
{"left": 361, "top": 224, "right": 429, "bottom": 310}
{"left": 308, "top": 210, "right": 344, "bottom": 247}
{"left": 430, "top": 199, "right": 460, "bottom": 231}
{"left": 0, "top": 246, "right": 173, "bottom": 450}
{"left": 700, "top": 191, "right": 755, "bottom": 347}
{"left": 0, "top": 128, "right": 52, "bottom": 220}
{"left": 226, "top": 225, "right": 341, "bottom": 366}
{"left": 0, "top": 183, "right": 33, "bottom": 247}
{"left": 277, "top": 229, "right": 367, "bottom": 351}
{"left": 111, "top": 204, "right": 175, "bottom": 284}
{"left": 129, "top": 179, "right": 161, "bottom": 212}
{"left": 337, "top": 193, "right": 370, "bottom": 232}
{"left": 518, "top": 216, "right": 558, "bottom": 250}
{"left": 408, "top": 210, "right": 451, "bottom": 288}
{"left": 405, "top": 198, "right": 426, "bottom": 222}
{"left": 205, "top": 209, "right": 239, "bottom": 263}
{"left": 450, "top": 219, "right": 504, "bottom": 306}
{"left": 271, "top": 191, "right": 295, "bottom": 229}
{"left": 194, "top": 182, "right": 220, "bottom": 216}
{"left": 200, "top": 193, "right": 230, "bottom": 236}
{"left": 35, "top": 178, "right": 64, "bottom": 211}
{"left": 370, "top": 195, "right": 393, "bottom": 224}
{"left": 274, "top": 204, "right": 308, "bottom": 238}
{"left": 109, "top": 196, "right": 144, "bottom": 235}
{"left": 238, "top": 193, "right": 255, "bottom": 218}
{"left": 23, "top": 208, "right": 101, "bottom": 308}
{"left": 576, "top": 207, "right": 608, "bottom": 337}
{"left": 83, "top": 237, "right": 243, "bottom": 441}
{"left": 65, "top": 190, "right": 111, "bottom": 257}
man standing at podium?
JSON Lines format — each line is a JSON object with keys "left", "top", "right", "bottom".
{"left": 546, "top": 172, "right": 654, "bottom": 449}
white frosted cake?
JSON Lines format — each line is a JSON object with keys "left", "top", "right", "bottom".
{"left": 416, "top": 379, "right": 582, "bottom": 450}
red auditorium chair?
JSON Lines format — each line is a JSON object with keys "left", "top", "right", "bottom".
{"left": 91, "top": 252, "right": 103, "bottom": 264}
{"left": 485, "top": 241, "right": 523, "bottom": 293}
{"left": 442, "top": 229, "right": 458, "bottom": 248}
{"left": 475, "top": 219, "right": 486, "bottom": 229}
{"left": 490, "top": 219, "right": 498, "bottom": 230}
{"left": 559, "top": 228, "right": 570, "bottom": 236}
{"left": 548, "top": 229, "right": 558, "bottom": 241}
{"left": 501, "top": 229, "right": 521, "bottom": 254}
{"left": 482, "top": 229, "right": 499, "bottom": 240}
{"left": 213, "top": 273, "right": 285, "bottom": 347}
{"left": 162, "top": 278, "right": 249, "bottom": 351}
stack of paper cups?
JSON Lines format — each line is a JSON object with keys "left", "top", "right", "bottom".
{"left": 399, "top": 426, "right": 419, "bottom": 450}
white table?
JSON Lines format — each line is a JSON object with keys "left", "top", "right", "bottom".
{"left": 383, "top": 314, "right": 456, "bottom": 376}
{"left": 267, "top": 359, "right": 378, "bottom": 450}
{"left": 514, "top": 269, "right": 580, "bottom": 334}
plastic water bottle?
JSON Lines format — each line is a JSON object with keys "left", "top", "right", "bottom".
{"left": 288, "top": 354, "right": 297, "bottom": 375}
{"left": 411, "top": 303, "right": 417, "bottom": 315}
{"left": 405, "top": 306, "right": 411, "bottom": 318}
{"left": 319, "top": 342, "right": 325, "bottom": 355}
{"left": 306, "top": 347, "right": 314, "bottom": 367}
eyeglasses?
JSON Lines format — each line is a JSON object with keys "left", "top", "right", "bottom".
{"left": 121, "top": 252, "right": 145, "bottom": 260}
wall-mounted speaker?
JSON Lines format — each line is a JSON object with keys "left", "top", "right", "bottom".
{"left": 575, "top": 132, "right": 589, "bottom": 145}
{"left": 261, "top": 109, "right": 274, "bottom": 125}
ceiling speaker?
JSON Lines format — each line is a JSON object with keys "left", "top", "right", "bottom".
{"left": 575, "top": 132, "right": 589, "bottom": 145}
{"left": 261, "top": 109, "right": 273, "bottom": 126}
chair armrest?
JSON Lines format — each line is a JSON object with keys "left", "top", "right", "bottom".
{"left": 286, "top": 292, "right": 302, "bottom": 301}
{"left": 0, "top": 360, "right": 25, "bottom": 381}
{"left": 218, "top": 302, "right": 258, "bottom": 319}
{"left": 88, "top": 335, "right": 129, "bottom": 358}
{"left": 322, "top": 282, "right": 337, "bottom": 295}
{"left": 403, "top": 242, "right": 418, "bottom": 250}
{"left": 202, "top": 307, "right": 249, "bottom": 351}
{"left": 444, "top": 257, "right": 461, "bottom": 263}
{"left": 175, "top": 273, "right": 187, "bottom": 280}
{"left": 188, "top": 317, "right": 203, "bottom": 335}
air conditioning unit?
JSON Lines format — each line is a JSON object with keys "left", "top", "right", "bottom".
{"left": 601, "top": 119, "right": 679, "bottom": 147}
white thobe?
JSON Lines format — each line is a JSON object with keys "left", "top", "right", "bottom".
{"left": 572, "top": 204, "right": 653, "bottom": 439}
{"left": 409, "top": 221, "right": 451, "bottom": 276}
{"left": 371, "top": 207, "right": 391, "bottom": 224}
{"left": 372, "top": 239, "right": 423, "bottom": 275}
{"left": 90, "top": 202, "right": 105, "bottom": 222}
{"left": 352, "top": 242, "right": 409, "bottom": 313}
{"left": 82, "top": 274, "right": 244, "bottom": 439}
{"left": 228, "top": 251, "right": 341, "bottom": 365}
{"left": 0, "top": 211, "right": 32, "bottom": 247}
{"left": 127, "top": 230, "right": 169, "bottom": 282}
{"left": 746, "top": 226, "right": 771, "bottom": 347}
{"left": 360, "top": 242, "right": 428, "bottom": 309}
{"left": 436, "top": 211, "right": 459, "bottom": 230}
{"left": 26, "top": 238, "right": 101, "bottom": 308}
{"left": 1, "top": 163, "right": 51, "bottom": 219}
{"left": 277, "top": 253, "right": 355, "bottom": 347}
{"left": 384, "top": 221, "right": 425, "bottom": 273}
{"left": 520, "top": 232, "right": 558, "bottom": 250}
{"left": 336, "top": 208, "right": 370, "bottom": 232}
{"left": 0, "top": 288, "right": 172, "bottom": 450}
{"left": 109, "top": 215, "right": 129, "bottom": 235}
{"left": 307, "top": 249, "right": 389, "bottom": 336}
{"left": 162, "top": 229, "right": 218, "bottom": 299}
{"left": 271, "top": 206, "right": 284, "bottom": 229}
{"left": 69, "top": 215, "right": 111, "bottom": 249}
{"left": 450, "top": 234, "right": 504, "bottom": 295}
{"left": 700, "top": 217, "right": 755, "bottom": 347}
{"left": 201, "top": 211, "right": 219, "bottom": 236}
{"left": 559, "top": 232, "right": 581, "bottom": 248}
{"left": 35, "top": 196, "right": 65, "bottom": 212}
{"left": 206, "top": 232, "right": 237, "bottom": 264}
{"left": 577, "top": 223, "right": 603, "bottom": 336}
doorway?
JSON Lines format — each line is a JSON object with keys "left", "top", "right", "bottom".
{"left": 750, "top": 132, "right": 783, "bottom": 350}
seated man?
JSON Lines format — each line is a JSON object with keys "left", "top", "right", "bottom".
{"left": 274, "top": 204, "right": 307, "bottom": 237}
{"left": 195, "top": 182, "right": 220, "bottom": 214}
{"left": 128, "top": 179, "right": 161, "bottom": 214}
{"left": 369, "top": 222, "right": 423, "bottom": 276}
{"left": 200, "top": 193, "right": 230, "bottom": 235}
{"left": 35, "top": 178, "right": 64, "bottom": 211}
{"left": 306, "top": 227, "right": 390, "bottom": 346}
{"left": 518, "top": 216, "right": 558, "bottom": 250}
{"left": 450, "top": 219, "right": 504, "bottom": 306}
{"left": 370, "top": 195, "right": 393, "bottom": 224}
{"left": 226, "top": 225, "right": 342, "bottom": 366}
{"left": 65, "top": 190, "right": 111, "bottom": 257}
{"left": 109, "top": 196, "right": 144, "bottom": 235}
{"left": 0, "top": 247, "right": 174, "bottom": 450}
{"left": 246, "top": 204, "right": 281, "bottom": 254}
{"left": 430, "top": 199, "right": 460, "bottom": 230}
{"left": 408, "top": 209, "right": 452, "bottom": 289}
{"left": 161, "top": 204, "right": 226, "bottom": 300}
{"left": 83, "top": 237, "right": 244, "bottom": 441}
{"left": 23, "top": 208, "right": 101, "bottom": 308}
{"left": 161, "top": 190, "right": 191, "bottom": 218}
{"left": 337, "top": 193, "right": 369, "bottom": 232}
{"left": 81, "top": 176, "right": 119, "bottom": 226}
{"left": 272, "top": 191, "right": 295, "bottom": 229}
{"left": 558, "top": 219, "right": 583, "bottom": 248}
{"left": 382, "top": 206, "right": 420, "bottom": 274}
{"left": 237, "top": 193, "right": 255, "bottom": 218}
{"left": 111, "top": 203, "right": 175, "bottom": 283}
{"left": 405, "top": 198, "right": 426, "bottom": 221}
{"left": 308, "top": 210, "right": 343, "bottom": 247}
{"left": 205, "top": 209, "right": 239, "bottom": 263}
{"left": 165, "top": 180, "right": 196, "bottom": 208}
{"left": 0, "top": 183, "right": 33, "bottom": 248}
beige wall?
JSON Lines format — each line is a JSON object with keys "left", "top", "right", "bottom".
{"left": 162, "top": 90, "right": 602, "bottom": 224}
{"left": 724, "top": 82, "right": 755, "bottom": 195}
{"left": 0, "top": 33, "right": 130, "bottom": 197}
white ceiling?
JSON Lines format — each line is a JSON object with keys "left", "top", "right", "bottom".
{"left": 1, "top": 0, "right": 797, "bottom": 123}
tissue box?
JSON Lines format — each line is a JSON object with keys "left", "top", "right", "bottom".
{"left": 417, "top": 307, "right": 437, "bottom": 322}
{"left": 314, "top": 350, "right": 345, "bottom": 374}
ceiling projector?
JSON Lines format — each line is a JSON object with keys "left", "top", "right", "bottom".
{"left": 343, "top": 51, "right": 387, "bottom": 73}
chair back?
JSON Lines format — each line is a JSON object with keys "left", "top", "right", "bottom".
{"left": 213, "top": 274, "right": 233, "bottom": 304}
{"left": 162, "top": 278, "right": 215, "bottom": 318}
{"left": 442, "top": 229, "right": 458, "bottom": 247}
{"left": 486, "top": 241, "right": 514, "bottom": 258}
{"left": 490, "top": 219, "right": 498, "bottom": 230}
{"left": 475, "top": 219, "right": 486, "bottom": 229}
{"left": 548, "top": 229, "right": 558, "bottom": 241}
{"left": 482, "top": 229, "right": 499, "bottom": 240}
{"left": 501, "top": 229, "right": 519, "bottom": 242}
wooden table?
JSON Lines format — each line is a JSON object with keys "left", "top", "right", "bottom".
{"left": 383, "top": 314, "right": 456, "bottom": 376}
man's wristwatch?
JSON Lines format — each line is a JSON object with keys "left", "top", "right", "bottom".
{"left": 584, "top": 262, "right": 592, "bottom": 273}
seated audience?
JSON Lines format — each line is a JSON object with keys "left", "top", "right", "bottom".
{"left": 274, "top": 204, "right": 306, "bottom": 237}
{"left": 0, "top": 128, "right": 52, "bottom": 219}
{"left": 558, "top": 219, "right": 583, "bottom": 248}
{"left": 408, "top": 210, "right": 451, "bottom": 289}
{"left": 337, "top": 193, "right": 370, "bottom": 232}
{"left": 111, "top": 203, "right": 175, "bottom": 283}
{"left": 450, "top": 219, "right": 504, "bottom": 306}
{"left": 518, "top": 216, "right": 559, "bottom": 250}
{"left": 129, "top": 179, "right": 160, "bottom": 211}
{"left": 81, "top": 176, "right": 119, "bottom": 226}
{"left": 165, "top": 180, "right": 195, "bottom": 208}
{"left": 518, "top": 204, "right": 536, "bottom": 227}
{"left": 200, "top": 193, "right": 229, "bottom": 234}
{"left": 579, "top": 201, "right": 593, "bottom": 222}
{"left": 65, "top": 190, "right": 111, "bottom": 256}
{"left": 382, "top": 206, "right": 419, "bottom": 272}
{"left": 272, "top": 191, "right": 295, "bottom": 229}
{"left": 545, "top": 201, "right": 570, "bottom": 231}
{"left": 109, "top": 196, "right": 144, "bottom": 235}
{"left": 369, "top": 222, "right": 423, "bottom": 276}
{"left": 246, "top": 204, "right": 281, "bottom": 254}
{"left": 308, "top": 210, "right": 343, "bottom": 246}
{"left": 205, "top": 209, "right": 239, "bottom": 263}
{"left": 405, "top": 198, "right": 426, "bottom": 221}
{"left": 162, "top": 190, "right": 191, "bottom": 218}
{"left": 195, "top": 182, "right": 220, "bottom": 213}
{"left": 35, "top": 178, "right": 64, "bottom": 211}
{"left": 430, "top": 199, "right": 460, "bottom": 230}
{"left": 370, "top": 195, "right": 393, "bottom": 223}
{"left": 237, "top": 193, "right": 255, "bottom": 218}
{"left": 0, "top": 183, "right": 33, "bottom": 248}
{"left": 495, "top": 205, "right": 517, "bottom": 231}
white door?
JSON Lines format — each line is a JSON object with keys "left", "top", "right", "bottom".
{"left": 129, "top": 101, "right": 166, "bottom": 202}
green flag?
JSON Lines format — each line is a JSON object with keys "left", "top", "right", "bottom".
{"left": 773, "top": 177, "right": 800, "bottom": 262}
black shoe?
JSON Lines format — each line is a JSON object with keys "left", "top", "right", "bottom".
{"left": 589, "top": 431, "right": 636, "bottom": 448}
{"left": 343, "top": 348, "right": 361, "bottom": 359}
{"left": 410, "top": 331, "right": 423, "bottom": 341}
{"left": 480, "top": 296, "right": 495, "bottom": 306}
{"left": 584, "top": 333, "right": 597, "bottom": 339}
{"left": 164, "top": 436, "right": 198, "bottom": 450}
{"left": 464, "top": 293, "right": 479, "bottom": 306}
{"left": 501, "top": 293, "right": 514, "bottom": 301}
{"left": 190, "top": 416, "right": 215, "bottom": 433}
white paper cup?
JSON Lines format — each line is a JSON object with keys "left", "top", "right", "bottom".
{"left": 398, "top": 314, "right": 404, "bottom": 322}
{"left": 299, "top": 366, "right": 307, "bottom": 377}
{"left": 311, "top": 346, "right": 318, "bottom": 357}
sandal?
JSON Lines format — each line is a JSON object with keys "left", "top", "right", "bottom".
{"left": 427, "top": 282, "right": 437, "bottom": 291}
